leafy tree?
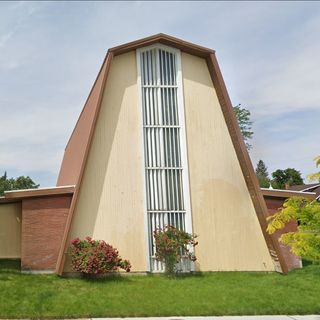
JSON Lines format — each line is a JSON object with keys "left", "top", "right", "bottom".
{"left": 255, "top": 160, "right": 270, "bottom": 188}
{"left": 233, "top": 104, "right": 253, "bottom": 150}
{"left": 267, "top": 197, "right": 320, "bottom": 263}
{"left": 271, "top": 168, "right": 303, "bottom": 189}
{"left": 308, "top": 156, "right": 320, "bottom": 182}
{"left": 267, "top": 158, "right": 320, "bottom": 265}
{"left": 0, "top": 172, "right": 11, "bottom": 196}
{"left": 0, "top": 172, "right": 39, "bottom": 196}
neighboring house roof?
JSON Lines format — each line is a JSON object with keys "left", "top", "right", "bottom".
{"left": 55, "top": 33, "right": 289, "bottom": 275}
{"left": 288, "top": 183, "right": 320, "bottom": 200}
{"left": 261, "top": 188, "right": 316, "bottom": 200}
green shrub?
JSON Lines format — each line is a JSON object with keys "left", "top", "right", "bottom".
{"left": 70, "top": 236, "right": 131, "bottom": 274}
{"left": 154, "top": 225, "right": 198, "bottom": 274}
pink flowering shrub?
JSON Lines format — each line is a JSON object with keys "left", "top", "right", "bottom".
{"left": 154, "top": 225, "right": 198, "bottom": 274}
{"left": 70, "top": 237, "right": 131, "bottom": 274}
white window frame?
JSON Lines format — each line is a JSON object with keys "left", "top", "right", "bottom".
{"left": 136, "top": 43, "right": 193, "bottom": 272}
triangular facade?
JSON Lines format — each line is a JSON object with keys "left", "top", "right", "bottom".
{"left": 56, "top": 34, "right": 287, "bottom": 274}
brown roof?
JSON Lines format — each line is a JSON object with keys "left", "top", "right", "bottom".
{"left": 288, "top": 184, "right": 320, "bottom": 197}
{"left": 55, "top": 33, "right": 288, "bottom": 275}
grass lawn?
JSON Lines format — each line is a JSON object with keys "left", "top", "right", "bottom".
{"left": 0, "top": 260, "right": 320, "bottom": 318}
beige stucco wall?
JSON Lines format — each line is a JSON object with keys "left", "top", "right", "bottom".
{"left": 65, "top": 51, "right": 147, "bottom": 272}
{"left": 0, "top": 202, "right": 22, "bottom": 258}
{"left": 181, "top": 52, "right": 274, "bottom": 271}
{"left": 65, "top": 48, "right": 274, "bottom": 273}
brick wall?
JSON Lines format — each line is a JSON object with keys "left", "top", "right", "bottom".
{"left": 264, "top": 196, "right": 301, "bottom": 271}
{"left": 21, "top": 195, "right": 72, "bottom": 271}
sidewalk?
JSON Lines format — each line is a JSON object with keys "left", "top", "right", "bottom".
{"left": 93, "top": 316, "right": 320, "bottom": 320}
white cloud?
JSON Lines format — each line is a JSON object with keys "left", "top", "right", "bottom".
{"left": 0, "top": 1, "right": 319, "bottom": 186}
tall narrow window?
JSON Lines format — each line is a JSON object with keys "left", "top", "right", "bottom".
{"left": 137, "top": 45, "right": 192, "bottom": 272}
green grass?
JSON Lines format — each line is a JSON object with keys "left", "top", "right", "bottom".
{"left": 0, "top": 260, "right": 320, "bottom": 318}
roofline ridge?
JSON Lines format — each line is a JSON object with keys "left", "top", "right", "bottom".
{"left": 109, "top": 33, "right": 215, "bottom": 57}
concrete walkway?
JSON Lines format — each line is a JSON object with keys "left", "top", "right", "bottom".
{"left": 93, "top": 316, "right": 320, "bottom": 320}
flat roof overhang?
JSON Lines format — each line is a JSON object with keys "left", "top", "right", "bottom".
{"left": 0, "top": 186, "right": 75, "bottom": 204}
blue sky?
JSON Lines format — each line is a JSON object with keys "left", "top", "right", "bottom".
{"left": 0, "top": 1, "right": 319, "bottom": 187}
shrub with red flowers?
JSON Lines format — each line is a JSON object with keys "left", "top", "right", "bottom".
{"left": 154, "top": 225, "right": 198, "bottom": 274}
{"left": 70, "top": 237, "right": 131, "bottom": 274}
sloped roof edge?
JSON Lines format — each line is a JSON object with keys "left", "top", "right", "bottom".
{"left": 56, "top": 34, "right": 288, "bottom": 274}
{"left": 109, "top": 33, "right": 215, "bottom": 57}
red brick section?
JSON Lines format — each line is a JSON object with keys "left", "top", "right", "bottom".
{"left": 21, "top": 195, "right": 72, "bottom": 271}
{"left": 263, "top": 196, "right": 301, "bottom": 270}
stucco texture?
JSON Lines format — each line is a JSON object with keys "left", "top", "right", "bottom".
{"left": 0, "top": 202, "right": 21, "bottom": 258}
{"left": 182, "top": 52, "right": 274, "bottom": 271}
{"left": 65, "top": 51, "right": 147, "bottom": 272}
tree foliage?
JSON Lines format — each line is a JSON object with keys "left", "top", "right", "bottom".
{"left": 233, "top": 104, "right": 253, "bottom": 150}
{"left": 0, "top": 172, "right": 39, "bottom": 196}
{"left": 267, "top": 197, "right": 320, "bottom": 263}
{"left": 271, "top": 168, "right": 303, "bottom": 189}
{"left": 255, "top": 160, "right": 270, "bottom": 188}
{"left": 308, "top": 156, "right": 320, "bottom": 182}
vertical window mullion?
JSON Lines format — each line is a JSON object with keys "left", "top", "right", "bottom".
{"left": 147, "top": 128, "right": 152, "bottom": 167}
{"left": 149, "top": 169, "right": 154, "bottom": 211}
{"left": 163, "top": 51, "right": 168, "bottom": 85}
{"left": 159, "top": 169, "right": 163, "bottom": 210}
{"left": 170, "top": 168, "right": 175, "bottom": 210}
{"left": 145, "top": 88, "right": 150, "bottom": 125}
{"left": 179, "top": 168, "right": 185, "bottom": 210}
{"left": 161, "top": 169, "right": 167, "bottom": 210}
{"left": 151, "top": 88, "right": 157, "bottom": 125}
{"left": 142, "top": 52, "right": 145, "bottom": 85}
{"left": 174, "top": 88, "right": 179, "bottom": 126}
{"left": 153, "top": 169, "right": 159, "bottom": 210}
{"left": 152, "top": 128, "right": 156, "bottom": 168}
{"left": 142, "top": 89, "right": 146, "bottom": 125}
{"left": 169, "top": 88, "right": 174, "bottom": 126}
{"left": 174, "top": 170, "right": 179, "bottom": 210}
{"left": 146, "top": 170, "right": 150, "bottom": 210}
{"left": 168, "top": 52, "right": 172, "bottom": 85}
{"left": 168, "top": 127, "right": 172, "bottom": 168}
{"left": 159, "top": 50, "right": 163, "bottom": 86}
{"left": 172, "top": 127, "right": 177, "bottom": 168}
{"left": 172, "top": 53, "right": 177, "bottom": 85}
{"left": 149, "top": 87, "right": 154, "bottom": 126}
{"left": 157, "top": 128, "right": 161, "bottom": 167}
{"left": 152, "top": 49, "right": 156, "bottom": 86}
{"left": 147, "top": 51, "right": 152, "bottom": 85}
